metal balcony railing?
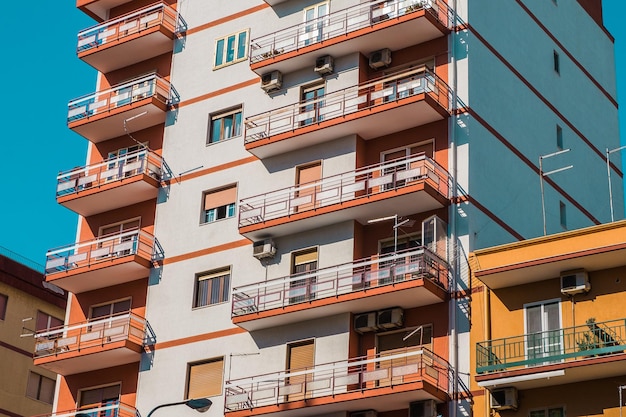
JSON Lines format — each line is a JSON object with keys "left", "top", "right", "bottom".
{"left": 245, "top": 67, "right": 450, "bottom": 143}
{"left": 239, "top": 155, "right": 450, "bottom": 228}
{"left": 77, "top": 1, "right": 185, "bottom": 53}
{"left": 232, "top": 247, "right": 448, "bottom": 316}
{"left": 33, "top": 402, "right": 138, "bottom": 417}
{"left": 250, "top": 0, "right": 450, "bottom": 64}
{"left": 34, "top": 313, "right": 150, "bottom": 358}
{"left": 56, "top": 149, "right": 163, "bottom": 197}
{"left": 45, "top": 229, "right": 163, "bottom": 275}
{"left": 67, "top": 73, "right": 178, "bottom": 123}
{"left": 225, "top": 347, "right": 450, "bottom": 411}
{"left": 476, "top": 318, "right": 626, "bottom": 374}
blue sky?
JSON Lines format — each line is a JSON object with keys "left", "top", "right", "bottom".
{"left": 0, "top": 1, "right": 624, "bottom": 267}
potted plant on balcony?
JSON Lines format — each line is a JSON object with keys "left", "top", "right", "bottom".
{"left": 577, "top": 318, "right": 600, "bottom": 357}
{"left": 405, "top": 1, "right": 426, "bottom": 13}
{"left": 261, "top": 48, "right": 284, "bottom": 59}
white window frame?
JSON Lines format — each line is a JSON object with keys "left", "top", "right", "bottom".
{"left": 193, "top": 267, "right": 231, "bottom": 309}
{"left": 208, "top": 106, "right": 243, "bottom": 144}
{"left": 523, "top": 298, "right": 563, "bottom": 365}
{"left": 214, "top": 29, "right": 250, "bottom": 69}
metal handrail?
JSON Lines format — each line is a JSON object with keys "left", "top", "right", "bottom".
{"left": 239, "top": 154, "right": 450, "bottom": 228}
{"left": 77, "top": 1, "right": 181, "bottom": 53}
{"left": 34, "top": 312, "right": 149, "bottom": 358}
{"left": 224, "top": 347, "right": 450, "bottom": 411}
{"left": 31, "top": 402, "right": 138, "bottom": 417}
{"left": 250, "top": 0, "right": 450, "bottom": 64}
{"left": 45, "top": 229, "right": 159, "bottom": 274}
{"left": 67, "top": 73, "right": 177, "bottom": 123}
{"left": 244, "top": 66, "right": 450, "bottom": 143}
{"left": 56, "top": 149, "right": 163, "bottom": 197}
{"left": 232, "top": 246, "right": 449, "bottom": 316}
{"left": 476, "top": 318, "right": 626, "bottom": 374}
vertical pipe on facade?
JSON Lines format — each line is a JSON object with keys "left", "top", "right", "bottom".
{"left": 449, "top": 0, "right": 459, "bottom": 416}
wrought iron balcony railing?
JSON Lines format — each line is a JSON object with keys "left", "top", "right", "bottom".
{"left": 476, "top": 318, "right": 626, "bottom": 374}
{"left": 250, "top": 0, "right": 450, "bottom": 64}
{"left": 225, "top": 347, "right": 450, "bottom": 411}
{"left": 232, "top": 247, "right": 448, "bottom": 316}
{"left": 239, "top": 155, "right": 449, "bottom": 228}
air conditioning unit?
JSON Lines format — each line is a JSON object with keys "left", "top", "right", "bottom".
{"left": 409, "top": 400, "right": 436, "bottom": 417}
{"left": 314, "top": 55, "right": 334, "bottom": 75}
{"left": 560, "top": 269, "right": 590, "bottom": 295}
{"left": 369, "top": 48, "right": 392, "bottom": 69}
{"left": 350, "top": 410, "right": 377, "bottom": 417}
{"left": 260, "top": 70, "right": 283, "bottom": 92}
{"left": 377, "top": 307, "right": 403, "bottom": 329}
{"left": 253, "top": 239, "right": 276, "bottom": 259}
{"left": 354, "top": 312, "right": 377, "bottom": 333}
{"left": 490, "top": 387, "right": 518, "bottom": 411}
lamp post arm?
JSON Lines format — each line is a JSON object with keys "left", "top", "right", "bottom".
{"left": 146, "top": 401, "right": 188, "bottom": 417}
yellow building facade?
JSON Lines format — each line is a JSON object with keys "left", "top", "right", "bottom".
{"left": 0, "top": 253, "right": 66, "bottom": 417}
{"left": 470, "top": 220, "right": 626, "bottom": 417}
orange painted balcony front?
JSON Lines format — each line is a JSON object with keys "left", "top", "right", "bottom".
{"left": 34, "top": 402, "right": 137, "bottom": 417}
{"left": 238, "top": 155, "right": 450, "bottom": 240}
{"left": 245, "top": 67, "right": 450, "bottom": 159}
{"left": 225, "top": 347, "right": 450, "bottom": 417}
{"left": 45, "top": 229, "right": 163, "bottom": 294}
{"left": 250, "top": 0, "right": 450, "bottom": 75}
{"left": 77, "top": 2, "right": 185, "bottom": 73}
{"left": 77, "top": 0, "right": 134, "bottom": 21}
{"left": 67, "top": 73, "right": 178, "bottom": 143}
{"left": 57, "top": 149, "right": 165, "bottom": 216}
{"left": 232, "top": 247, "right": 448, "bottom": 331}
{"left": 33, "top": 313, "right": 150, "bottom": 375}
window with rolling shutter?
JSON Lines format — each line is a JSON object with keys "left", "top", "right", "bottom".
{"left": 187, "top": 358, "right": 224, "bottom": 398}
{"left": 289, "top": 249, "right": 318, "bottom": 304}
{"left": 194, "top": 268, "right": 230, "bottom": 308}
{"left": 286, "top": 340, "right": 314, "bottom": 401}
{"left": 202, "top": 185, "right": 237, "bottom": 224}
{"left": 78, "top": 384, "right": 121, "bottom": 408}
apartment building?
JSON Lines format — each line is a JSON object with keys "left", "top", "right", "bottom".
{"left": 37, "top": 1, "right": 622, "bottom": 417}
{"left": 470, "top": 220, "right": 626, "bottom": 416}
{"left": 0, "top": 250, "right": 66, "bottom": 417}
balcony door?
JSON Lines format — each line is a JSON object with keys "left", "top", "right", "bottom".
{"left": 97, "top": 218, "right": 141, "bottom": 257}
{"left": 78, "top": 384, "right": 121, "bottom": 417}
{"left": 525, "top": 300, "right": 562, "bottom": 365}
{"left": 300, "top": 83, "right": 325, "bottom": 126}
{"left": 302, "top": 2, "right": 328, "bottom": 46}
{"left": 88, "top": 299, "right": 132, "bottom": 342}
{"left": 376, "top": 325, "right": 433, "bottom": 386}
{"left": 294, "top": 162, "right": 322, "bottom": 213}
{"left": 289, "top": 248, "right": 318, "bottom": 304}
{"left": 106, "top": 143, "right": 148, "bottom": 181}
{"left": 285, "top": 340, "right": 315, "bottom": 401}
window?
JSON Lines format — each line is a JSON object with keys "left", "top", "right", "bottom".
{"left": 194, "top": 268, "right": 230, "bottom": 308}
{"left": 78, "top": 384, "right": 121, "bottom": 409}
{"left": 208, "top": 107, "right": 242, "bottom": 144}
{"left": 300, "top": 83, "right": 325, "bottom": 126}
{"left": 525, "top": 300, "right": 561, "bottom": 364}
{"left": 553, "top": 50, "right": 560, "bottom": 74}
{"left": 0, "top": 293, "right": 7, "bottom": 320}
{"left": 187, "top": 358, "right": 224, "bottom": 398}
{"left": 530, "top": 407, "right": 564, "bottom": 417}
{"left": 303, "top": 2, "right": 328, "bottom": 45}
{"left": 26, "top": 372, "right": 55, "bottom": 404}
{"left": 202, "top": 185, "right": 237, "bottom": 223}
{"left": 214, "top": 29, "right": 249, "bottom": 68}
{"left": 35, "top": 311, "right": 63, "bottom": 335}
{"left": 90, "top": 299, "right": 132, "bottom": 319}
{"left": 289, "top": 248, "right": 318, "bottom": 304}
{"left": 560, "top": 201, "right": 567, "bottom": 229}
{"left": 286, "top": 340, "right": 314, "bottom": 401}
{"left": 556, "top": 125, "right": 563, "bottom": 150}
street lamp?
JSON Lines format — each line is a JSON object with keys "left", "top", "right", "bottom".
{"left": 146, "top": 398, "right": 213, "bottom": 417}
{"left": 606, "top": 145, "right": 626, "bottom": 222}
{"left": 539, "top": 149, "right": 573, "bottom": 236}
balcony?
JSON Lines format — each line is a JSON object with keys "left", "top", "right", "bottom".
{"left": 77, "top": 0, "right": 134, "bottom": 21}
{"left": 45, "top": 229, "right": 163, "bottom": 294}
{"left": 68, "top": 73, "right": 178, "bottom": 143}
{"left": 33, "top": 313, "right": 149, "bottom": 375}
{"left": 225, "top": 348, "right": 449, "bottom": 417}
{"left": 475, "top": 318, "right": 626, "bottom": 390}
{"left": 34, "top": 403, "right": 137, "bottom": 417}
{"left": 232, "top": 248, "right": 448, "bottom": 331}
{"left": 245, "top": 67, "right": 450, "bottom": 159}
{"left": 239, "top": 155, "right": 449, "bottom": 239}
{"left": 250, "top": 0, "right": 450, "bottom": 74}
{"left": 77, "top": 2, "right": 185, "bottom": 73}
{"left": 56, "top": 149, "right": 164, "bottom": 216}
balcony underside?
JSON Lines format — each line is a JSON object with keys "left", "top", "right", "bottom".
{"left": 234, "top": 278, "right": 447, "bottom": 331}
{"left": 46, "top": 255, "right": 151, "bottom": 294}
{"left": 240, "top": 181, "right": 448, "bottom": 240}
{"left": 58, "top": 174, "right": 160, "bottom": 216}
{"left": 79, "top": 27, "right": 176, "bottom": 73}
{"left": 251, "top": 10, "right": 448, "bottom": 75}
{"left": 226, "top": 380, "right": 447, "bottom": 417}
{"left": 69, "top": 99, "right": 167, "bottom": 143}
{"left": 476, "top": 353, "right": 626, "bottom": 390}
{"left": 246, "top": 94, "right": 447, "bottom": 159}
{"left": 77, "top": 0, "right": 134, "bottom": 21}
{"left": 34, "top": 339, "right": 142, "bottom": 375}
